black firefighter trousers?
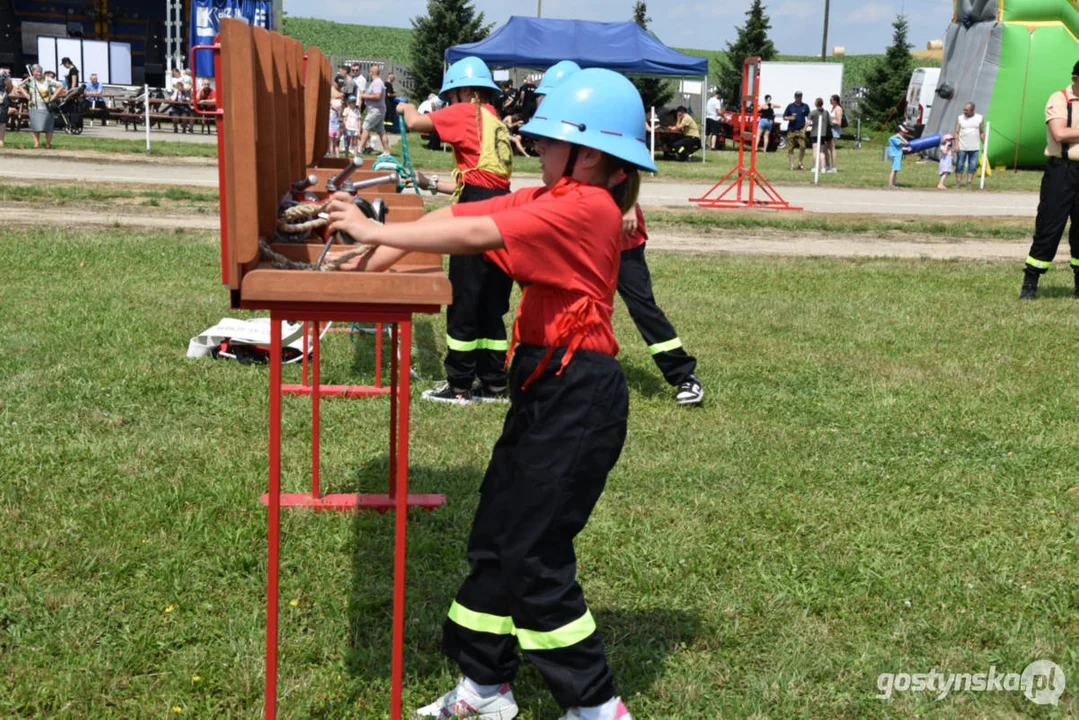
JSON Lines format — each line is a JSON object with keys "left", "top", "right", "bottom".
{"left": 445, "top": 184, "right": 514, "bottom": 390}
{"left": 617, "top": 243, "right": 697, "bottom": 385}
{"left": 1025, "top": 157, "right": 1079, "bottom": 274}
{"left": 443, "top": 345, "right": 629, "bottom": 709}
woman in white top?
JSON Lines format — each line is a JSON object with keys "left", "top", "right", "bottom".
{"left": 829, "top": 95, "right": 844, "bottom": 171}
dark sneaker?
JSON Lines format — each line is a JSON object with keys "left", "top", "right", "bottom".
{"left": 421, "top": 382, "right": 472, "bottom": 406}
{"left": 675, "top": 375, "right": 704, "bottom": 405}
{"left": 472, "top": 384, "right": 510, "bottom": 403}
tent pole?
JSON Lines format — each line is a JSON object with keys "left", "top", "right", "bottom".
{"left": 650, "top": 106, "right": 656, "bottom": 177}
{"left": 701, "top": 74, "right": 707, "bottom": 164}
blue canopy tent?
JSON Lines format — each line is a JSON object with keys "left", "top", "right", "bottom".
{"left": 445, "top": 16, "right": 711, "bottom": 162}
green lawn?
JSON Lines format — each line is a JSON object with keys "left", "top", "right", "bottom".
{"left": 0, "top": 131, "right": 218, "bottom": 157}
{"left": 2, "top": 228, "right": 1077, "bottom": 718}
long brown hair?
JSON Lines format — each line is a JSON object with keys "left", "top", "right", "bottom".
{"left": 608, "top": 165, "right": 641, "bottom": 215}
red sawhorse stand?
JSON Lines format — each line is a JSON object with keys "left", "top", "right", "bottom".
{"left": 261, "top": 305, "right": 446, "bottom": 720}
{"left": 690, "top": 56, "right": 802, "bottom": 212}
{"left": 203, "top": 20, "right": 454, "bottom": 719}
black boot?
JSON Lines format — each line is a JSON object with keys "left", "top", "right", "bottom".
{"left": 1019, "top": 267, "right": 1040, "bottom": 300}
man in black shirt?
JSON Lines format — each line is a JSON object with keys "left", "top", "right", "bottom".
{"left": 384, "top": 72, "right": 398, "bottom": 132}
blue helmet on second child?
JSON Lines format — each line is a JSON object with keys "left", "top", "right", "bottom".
{"left": 439, "top": 56, "right": 501, "bottom": 102}
{"left": 520, "top": 68, "right": 656, "bottom": 172}
{"left": 535, "top": 60, "right": 581, "bottom": 96}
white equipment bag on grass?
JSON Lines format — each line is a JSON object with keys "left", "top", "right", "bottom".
{"left": 187, "top": 318, "right": 331, "bottom": 365}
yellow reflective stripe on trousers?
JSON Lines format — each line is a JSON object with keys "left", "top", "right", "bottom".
{"left": 1072, "top": 258, "right": 1079, "bottom": 267}
{"left": 446, "top": 335, "right": 479, "bottom": 352}
{"left": 648, "top": 338, "right": 683, "bottom": 355}
{"left": 447, "top": 601, "right": 515, "bottom": 636}
{"left": 1026, "top": 256, "right": 1052, "bottom": 270}
{"left": 516, "top": 611, "right": 596, "bottom": 651}
{"left": 446, "top": 336, "right": 508, "bottom": 352}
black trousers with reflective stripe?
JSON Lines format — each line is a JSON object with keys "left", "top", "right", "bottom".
{"left": 1027, "top": 158, "right": 1079, "bottom": 271}
{"left": 617, "top": 243, "right": 697, "bottom": 385}
{"left": 445, "top": 184, "right": 513, "bottom": 389}
{"left": 444, "top": 345, "right": 628, "bottom": 709}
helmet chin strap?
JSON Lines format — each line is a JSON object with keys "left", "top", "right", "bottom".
{"left": 561, "top": 145, "right": 580, "bottom": 180}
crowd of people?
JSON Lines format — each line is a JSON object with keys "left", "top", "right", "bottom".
{"left": 0, "top": 60, "right": 218, "bottom": 146}
{"left": 329, "top": 62, "right": 396, "bottom": 156}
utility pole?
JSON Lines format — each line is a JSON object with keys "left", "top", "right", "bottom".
{"left": 537, "top": 0, "right": 542, "bottom": 17}
{"left": 821, "top": 0, "right": 830, "bottom": 61}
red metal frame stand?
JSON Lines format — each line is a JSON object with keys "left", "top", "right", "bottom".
{"left": 690, "top": 56, "right": 802, "bottom": 211}
{"left": 262, "top": 304, "right": 446, "bottom": 720}
{"left": 285, "top": 320, "right": 390, "bottom": 398}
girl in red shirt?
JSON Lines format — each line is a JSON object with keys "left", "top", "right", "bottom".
{"left": 398, "top": 56, "right": 515, "bottom": 405}
{"left": 327, "top": 67, "right": 654, "bottom": 720}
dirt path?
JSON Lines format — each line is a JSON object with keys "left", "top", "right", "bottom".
{"left": 1, "top": 206, "right": 1042, "bottom": 262}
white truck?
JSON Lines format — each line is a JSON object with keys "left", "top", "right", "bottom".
{"left": 904, "top": 67, "right": 941, "bottom": 130}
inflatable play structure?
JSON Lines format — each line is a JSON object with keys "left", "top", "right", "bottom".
{"left": 925, "top": 0, "right": 1079, "bottom": 167}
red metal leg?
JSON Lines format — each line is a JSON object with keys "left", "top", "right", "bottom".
{"left": 390, "top": 319, "right": 411, "bottom": 720}
{"left": 312, "top": 320, "right": 321, "bottom": 499}
{"left": 266, "top": 314, "right": 282, "bottom": 720}
{"left": 302, "top": 321, "right": 309, "bottom": 387}
{"left": 375, "top": 322, "right": 383, "bottom": 388}
{"left": 388, "top": 322, "right": 398, "bottom": 499}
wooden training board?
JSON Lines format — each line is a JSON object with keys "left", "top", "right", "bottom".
{"left": 304, "top": 47, "right": 331, "bottom": 166}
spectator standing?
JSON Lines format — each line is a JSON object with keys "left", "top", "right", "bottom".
{"left": 954, "top": 102, "right": 985, "bottom": 187}
{"left": 12, "top": 64, "right": 65, "bottom": 148}
{"left": 808, "top": 97, "right": 833, "bottom": 172}
{"left": 705, "top": 87, "right": 722, "bottom": 150}
{"left": 338, "top": 65, "right": 357, "bottom": 99}
{"left": 351, "top": 63, "right": 367, "bottom": 108}
{"left": 169, "top": 81, "right": 193, "bottom": 133}
{"left": 784, "top": 90, "right": 811, "bottom": 170}
{"left": 357, "top": 65, "right": 388, "bottom": 155}
{"left": 829, "top": 94, "right": 844, "bottom": 170}
{"left": 85, "top": 73, "right": 108, "bottom": 126}
{"left": 887, "top": 124, "right": 913, "bottom": 188}
{"left": 667, "top": 106, "right": 701, "bottom": 161}
{"left": 328, "top": 98, "right": 342, "bottom": 158}
{"left": 60, "top": 57, "right": 79, "bottom": 89}
{"left": 0, "top": 69, "right": 11, "bottom": 147}
{"left": 384, "top": 72, "right": 398, "bottom": 131}
{"left": 1019, "top": 63, "right": 1079, "bottom": 300}
{"left": 500, "top": 80, "right": 518, "bottom": 118}
{"left": 342, "top": 95, "right": 361, "bottom": 155}
{"left": 417, "top": 92, "right": 445, "bottom": 149}
{"left": 756, "top": 94, "right": 774, "bottom": 151}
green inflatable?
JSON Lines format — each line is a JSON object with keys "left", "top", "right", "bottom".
{"left": 927, "top": 0, "right": 1079, "bottom": 167}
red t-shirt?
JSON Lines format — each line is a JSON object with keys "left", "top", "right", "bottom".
{"left": 622, "top": 203, "right": 647, "bottom": 251}
{"left": 428, "top": 102, "right": 510, "bottom": 191}
{"left": 452, "top": 180, "right": 623, "bottom": 375}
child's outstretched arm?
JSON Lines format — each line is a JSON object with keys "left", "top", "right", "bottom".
{"left": 326, "top": 194, "right": 503, "bottom": 258}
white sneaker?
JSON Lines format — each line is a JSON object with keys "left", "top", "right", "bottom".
{"left": 414, "top": 680, "right": 518, "bottom": 719}
{"left": 675, "top": 375, "right": 704, "bottom": 405}
{"left": 558, "top": 697, "right": 632, "bottom": 720}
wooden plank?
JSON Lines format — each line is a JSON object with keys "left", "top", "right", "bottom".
{"left": 269, "top": 33, "right": 294, "bottom": 200}
{"left": 241, "top": 264, "right": 452, "bottom": 306}
{"left": 304, "top": 47, "right": 331, "bottom": 166}
{"left": 251, "top": 26, "right": 280, "bottom": 246}
{"left": 287, "top": 38, "right": 307, "bottom": 179}
{"left": 220, "top": 19, "right": 259, "bottom": 285}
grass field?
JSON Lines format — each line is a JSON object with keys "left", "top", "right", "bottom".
{"left": 0, "top": 131, "right": 218, "bottom": 157}
{"left": 2, "top": 227, "right": 1077, "bottom": 718}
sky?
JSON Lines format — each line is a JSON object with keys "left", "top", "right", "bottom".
{"left": 281, "top": 0, "right": 955, "bottom": 56}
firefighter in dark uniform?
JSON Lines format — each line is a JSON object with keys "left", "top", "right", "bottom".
{"left": 1020, "top": 61, "right": 1079, "bottom": 300}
